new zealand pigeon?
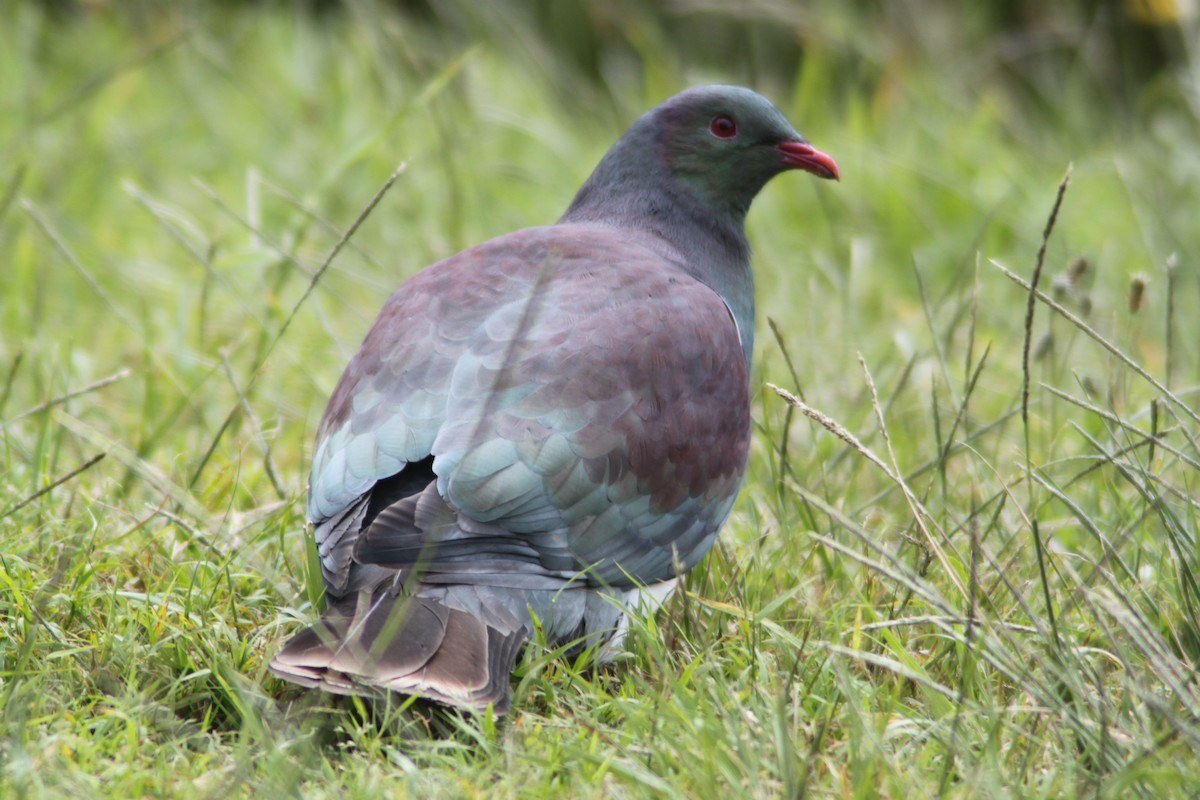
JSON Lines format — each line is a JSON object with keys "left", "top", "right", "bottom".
{"left": 269, "top": 85, "right": 838, "bottom": 714}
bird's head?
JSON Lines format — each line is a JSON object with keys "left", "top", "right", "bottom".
{"left": 562, "top": 85, "right": 837, "bottom": 234}
{"left": 653, "top": 85, "right": 838, "bottom": 216}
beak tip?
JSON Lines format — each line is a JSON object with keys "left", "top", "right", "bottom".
{"left": 777, "top": 140, "right": 840, "bottom": 182}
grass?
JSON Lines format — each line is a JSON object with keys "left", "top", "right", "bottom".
{"left": 2, "top": 1, "right": 1199, "bottom": 797}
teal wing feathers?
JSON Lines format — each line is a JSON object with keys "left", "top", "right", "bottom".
{"left": 309, "top": 224, "right": 750, "bottom": 594}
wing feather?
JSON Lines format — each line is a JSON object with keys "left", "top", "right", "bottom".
{"left": 309, "top": 224, "right": 749, "bottom": 592}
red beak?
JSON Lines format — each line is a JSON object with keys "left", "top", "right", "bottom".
{"left": 777, "top": 141, "right": 839, "bottom": 181}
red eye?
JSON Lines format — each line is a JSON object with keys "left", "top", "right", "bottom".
{"left": 709, "top": 115, "right": 738, "bottom": 140}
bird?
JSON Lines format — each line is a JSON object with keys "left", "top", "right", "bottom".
{"left": 269, "top": 85, "right": 838, "bottom": 714}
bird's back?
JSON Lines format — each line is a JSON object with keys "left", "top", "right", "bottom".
{"left": 309, "top": 223, "right": 752, "bottom": 595}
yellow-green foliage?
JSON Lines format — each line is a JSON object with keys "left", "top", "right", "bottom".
{"left": 2, "top": 2, "right": 1198, "bottom": 798}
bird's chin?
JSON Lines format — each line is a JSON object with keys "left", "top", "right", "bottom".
{"left": 777, "top": 141, "right": 840, "bottom": 181}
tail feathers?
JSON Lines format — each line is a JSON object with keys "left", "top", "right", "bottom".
{"left": 269, "top": 591, "right": 527, "bottom": 714}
